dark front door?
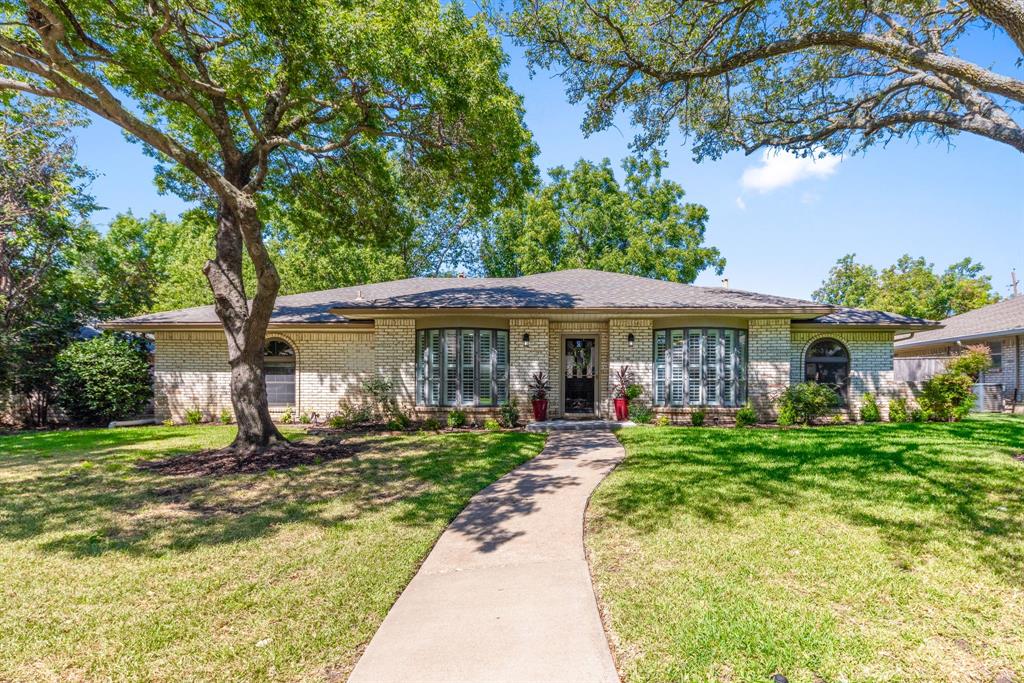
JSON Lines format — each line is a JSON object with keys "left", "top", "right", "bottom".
{"left": 564, "top": 338, "right": 596, "bottom": 414}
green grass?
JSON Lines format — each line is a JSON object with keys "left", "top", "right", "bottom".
{"left": 0, "top": 425, "right": 545, "bottom": 681}
{"left": 587, "top": 415, "right": 1024, "bottom": 683}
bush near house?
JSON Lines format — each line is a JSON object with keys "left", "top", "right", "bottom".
{"left": 53, "top": 335, "right": 151, "bottom": 426}
{"left": 860, "top": 393, "right": 881, "bottom": 422}
{"left": 920, "top": 346, "right": 991, "bottom": 422}
{"left": 775, "top": 382, "right": 840, "bottom": 425}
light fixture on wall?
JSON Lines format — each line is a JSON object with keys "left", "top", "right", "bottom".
{"left": 628, "top": 333, "right": 635, "bottom": 348}
{"left": 522, "top": 332, "right": 530, "bottom": 347}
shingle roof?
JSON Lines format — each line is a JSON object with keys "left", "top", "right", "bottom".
{"left": 104, "top": 269, "right": 932, "bottom": 329}
{"left": 895, "top": 296, "right": 1024, "bottom": 348}
{"left": 795, "top": 307, "right": 937, "bottom": 327}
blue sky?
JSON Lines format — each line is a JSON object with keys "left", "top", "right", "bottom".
{"left": 74, "top": 28, "right": 1023, "bottom": 301}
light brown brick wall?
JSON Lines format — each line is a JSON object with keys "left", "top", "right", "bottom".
{"left": 374, "top": 318, "right": 416, "bottom": 409}
{"left": 791, "top": 329, "right": 896, "bottom": 418}
{"left": 748, "top": 319, "right": 791, "bottom": 419}
{"left": 896, "top": 335, "right": 1021, "bottom": 406}
{"left": 608, "top": 319, "right": 653, "bottom": 412}
{"left": 153, "top": 329, "right": 374, "bottom": 422}
{"left": 510, "top": 318, "right": 549, "bottom": 418}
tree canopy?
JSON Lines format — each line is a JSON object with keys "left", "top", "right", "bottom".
{"left": 0, "top": 0, "right": 535, "bottom": 449}
{"left": 503, "top": 0, "right": 1024, "bottom": 156}
{"left": 813, "top": 253, "right": 1000, "bottom": 320}
{"left": 480, "top": 154, "right": 724, "bottom": 282}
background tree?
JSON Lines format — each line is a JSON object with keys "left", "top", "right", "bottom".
{"left": 813, "top": 253, "right": 999, "bottom": 319}
{"left": 0, "top": 0, "right": 534, "bottom": 450}
{"left": 504, "top": 0, "right": 1024, "bottom": 156}
{"left": 480, "top": 154, "right": 724, "bottom": 281}
{"left": 0, "top": 95, "right": 97, "bottom": 425}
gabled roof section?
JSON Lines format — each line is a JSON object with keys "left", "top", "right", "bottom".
{"left": 326, "top": 270, "right": 827, "bottom": 312}
{"left": 895, "top": 296, "right": 1024, "bottom": 349}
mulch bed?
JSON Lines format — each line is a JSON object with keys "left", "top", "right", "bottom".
{"left": 137, "top": 439, "right": 362, "bottom": 477}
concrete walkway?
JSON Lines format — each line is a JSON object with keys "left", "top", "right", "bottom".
{"left": 348, "top": 431, "right": 623, "bottom": 683}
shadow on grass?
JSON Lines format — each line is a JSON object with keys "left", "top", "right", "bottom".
{"left": 603, "top": 415, "right": 1024, "bottom": 581}
{"left": 0, "top": 427, "right": 547, "bottom": 558}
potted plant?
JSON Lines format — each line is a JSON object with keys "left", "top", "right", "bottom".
{"left": 528, "top": 371, "right": 551, "bottom": 421}
{"left": 612, "top": 365, "right": 641, "bottom": 420}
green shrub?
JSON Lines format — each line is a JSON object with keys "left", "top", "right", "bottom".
{"left": 389, "top": 409, "right": 411, "bottom": 430}
{"left": 735, "top": 403, "right": 757, "bottom": 427}
{"left": 161, "top": 419, "right": 174, "bottom": 428}
{"left": 628, "top": 402, "right": 653, "bottom": 424}
{"left": 860, "top": 393, "right": 881, "bottom": 423}
{"left": 299, "top": 412, "right": 312, "bottom": 425}
{"left": 889, "top": 397, "right": 910, "bottom": 423}
{"left": 53, "top": 335, "right": 152, "bottom": 426}
{"left": 625, "top": 383, "right": 644, "bottom": 401}
{"left": 422, "top": 417, "right": 441, "bottom": 431}
{"left": 447, "top": 409, "right": 467, "bottom": 428}
{"left": 484, "top": 418, "right": 502, "bottom": 431}
{"left": 775, "top": 382, "right": 839, "bottom": 425}
{"left": 690, "top": 409, "right": 706, "bottom": 427}
{"left": 911, "top": 407, "right": 927, "bottom": 422}
{"left": 185, "top": 408, "right": 203, "bottom": 425}
{"left": 219, "top": 408, "right": 232, "bottom": 425}
{"left": 655, "top": 415, "right": 671, "bottom": 427}
{"left": 920, "top": 371, "right": 975, "bottom": 422}
{"left": 498, "top": 398, "right": 520, "bottom": 428}
{"left": 280, "top": 406, "right": 294, "bottom": 424}
{"left": 947, "top": 345, "right": 991, "bottom": 379}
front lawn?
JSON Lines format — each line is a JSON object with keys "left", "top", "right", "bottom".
{"left": 0, "top": 425, "right": 545, "bottom": 681}
{"left": 587, "top": 415, "right": 1024, "bottom": 683}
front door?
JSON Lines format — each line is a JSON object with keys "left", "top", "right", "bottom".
{"left": 564, "top": 338, "right": 596, "bottom": 414}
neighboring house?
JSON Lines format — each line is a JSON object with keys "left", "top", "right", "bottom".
{"left": 104, "top": 270, "right": 935, "bottom": 423}
{"left": 895, "top": 295, "right": 1024, "bottom": 410}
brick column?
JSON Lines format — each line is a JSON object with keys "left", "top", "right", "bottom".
{"left": 748, "top": 318, "right": 791, "bottom": 420}
{"left": 374, "top": 318, "right": 416, "bottom": 409}
{"left": 509, "top": 318, "right": 549, "bottom": 420}
{"left": 608, "top": 319, "right": 653, "bottom": 404}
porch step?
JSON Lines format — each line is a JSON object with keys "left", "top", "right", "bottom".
{"left": 525, "top": 419, "right": 634, "bottom": 432}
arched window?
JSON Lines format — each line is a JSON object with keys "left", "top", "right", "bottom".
{"left": 805, "top": 338, "right": 849, "bottom": 401}
{"left": 264, "top": 339, "right": 296, "bottom": 407}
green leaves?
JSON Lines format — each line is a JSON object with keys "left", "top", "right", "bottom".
{"left": 480, "top": 153, "right": 724, "bottom": 282}
{"left": 503, "top": 0, "right": 1024, "bottom": 156}
{"left": 813, "top": 253, "right": 999, "bottom": 319}
{"left": 54, "top": 334, "right": 153, "bottom": 426}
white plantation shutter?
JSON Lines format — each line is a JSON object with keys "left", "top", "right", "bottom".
{"left": 722, "top": 329, "right": 735, "bottom": 405}
{"left": 654, "top": 331, "right": 667, "bottom": 405}
{"left": 461, "top": 329, "right": 476, "bottom": 405}
{"left": 495, "top": 331, "right": 508, "bottom": 402}
{"left": 687, "top": 330, "right": 702, "bottom": 405}
{"left": 670, "top": 330, "right": 685, "bottom": 405}
{"left": 478, "top": 330, "right": 493, "bottom": 405}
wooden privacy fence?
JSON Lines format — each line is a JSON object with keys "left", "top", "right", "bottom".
{"left": 894, "top": 356, "right": 948, "bottom": 383}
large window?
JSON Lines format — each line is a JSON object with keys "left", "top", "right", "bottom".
{"left": 417, "top": 329, "right": 509, "bottom": 406}
{"left": 264, "top": 339, "right": 296, "bottom": 407}
{"left": 804, "top": 338, "right": 849, "bottom": 400}
{"left": 653, "top": 329, "right": 747, "bottom": 406}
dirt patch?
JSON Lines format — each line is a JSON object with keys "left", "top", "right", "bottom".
{"left": 137, "top": 439, "right": 362, "bottom": 476}
{"left": 1012, "top": 453, "right": 1024, "bottom": 463}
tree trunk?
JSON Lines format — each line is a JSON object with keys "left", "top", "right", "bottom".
{"left": 204, "top": 196, "right": 287, "bottom": 452}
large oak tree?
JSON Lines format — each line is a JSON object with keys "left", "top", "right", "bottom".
{"left": 503, "top": 0, "right": 1024, "bottom": 156}
{"left": 0, "top": 0, "right": 534, "bottom": 450}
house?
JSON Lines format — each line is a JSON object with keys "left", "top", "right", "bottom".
{"left": 104, "top": 269, "right": 936, "bottom": 423}
{"left": 895, "top": 295, "right": 1023, "bottom": 411}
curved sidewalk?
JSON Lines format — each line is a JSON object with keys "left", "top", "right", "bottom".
{"left": 348, "top": 430, "right": 623, "bottom": 683}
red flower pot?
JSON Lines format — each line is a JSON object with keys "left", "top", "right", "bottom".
{"left": 532, "top": 399, "right": 548, "bottom": 422}
{"left": 614, "top": 397, "right": 629, "bottom": 421}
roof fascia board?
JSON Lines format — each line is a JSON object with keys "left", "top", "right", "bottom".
{"left": 895, "top": 327, "right": 1024, "bottom": 349}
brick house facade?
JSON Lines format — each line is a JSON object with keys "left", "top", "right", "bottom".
{"left": 108, "top": 270, "right": 935, "bottom": 423}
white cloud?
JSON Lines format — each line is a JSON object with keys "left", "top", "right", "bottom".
{"left": 735, "top": 196, "right": 747, "bottom": 210}
{"left": 740, "top": 149, "right": 841, "bottom": 193}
